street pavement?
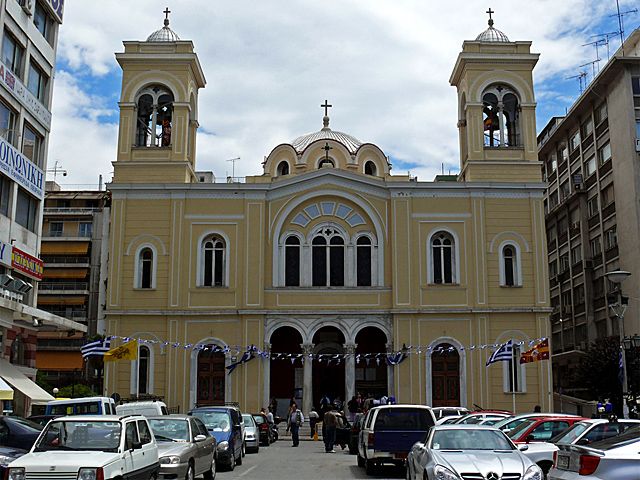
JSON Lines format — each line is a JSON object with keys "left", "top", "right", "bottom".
{"left": 212, "top": 438, "right": 405, "bottom": 479}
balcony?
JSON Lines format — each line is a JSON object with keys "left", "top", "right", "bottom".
{"left": 547, "top": 170, "right": 558, "bottom": 184}
{"left": 42, "top": 256, "right": 90, "bottom": 267}
{"left": 572, "top": 261, "right": 584, "bottom": 275}
{"left": 601, "top": 201, "right": 616, "bottom": 220}
{"left": 588, "top": 214, "right": 600, "bottom": 229}
{"left": 569, "top": 148, "right": 581, "bottom": 162}
{"left": 605, "top": 245, "right": 619, "bottom": 261}
{"left": 558, "top": 160, "right": 568, "bottom": 174}
{"left": 594, "top": 296, "right": 606, "bottom": 309}
{"left": 547, "top": 238, "right": 557, "bottom": 252}
{"left": 558, "top": 231, "right": 568, "bottom": 246}
{"left": 569, "top": 223, "right": 581, "bottom": 238}
{"left": 44, "top": 207, "right": 100, "bottom": 215}
{"left": 38, "top": 309, "right": 88, "bottom": 322}
{"left": 595, "top": 119, "right": 608, "bottom": 137}
{"left": 581, "top": 135, "right": 594, "bottom": 150}
{"left": 599, "top": 159, "right": 612, "bottom": 176}
{"left": 38, "top": 282, "right": 89, "bottom": 294}
{"left": 586, "top": 173, "right": 598, "bottom": 189}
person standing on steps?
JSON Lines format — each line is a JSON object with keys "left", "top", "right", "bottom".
{"left": 308, "top": 407, "right": 319, "bottom": 438}
{"left": 288, "top": 402, "right": 304, "bottom": 447}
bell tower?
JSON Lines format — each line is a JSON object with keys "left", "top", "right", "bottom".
{"left": 113, "top": 9, "right": 206, "bottom": 184}
{"left": 450, "top": 11, "right": 541, "bottom": 182}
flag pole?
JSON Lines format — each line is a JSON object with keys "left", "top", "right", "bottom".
{"left": 511, "top": 340, "right": 517, "bottom": 414}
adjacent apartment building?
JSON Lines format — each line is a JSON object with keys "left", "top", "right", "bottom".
{"left": 0, "top": 0, "right": 85, "bottom": 416}
{"left": 538, "top": 28, "right": 640, "bottom": 400}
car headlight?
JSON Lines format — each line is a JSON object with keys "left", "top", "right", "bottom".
{"left": 78, "top": 468, "right": 101, "bottom": 480}
{"left": 8, "top": 468, "right": 25, "bottom": 480}
{"left": 523, "top": 465, "right": 543, "bottom": 480}
{"left": 159, "top": 456, "right": 182, "bottom": 465}
{"left": 217, "top": 441, "right": 229, "bottom": 451}
{"left": 434, "top": 465, "right": 460, "bottom": 480}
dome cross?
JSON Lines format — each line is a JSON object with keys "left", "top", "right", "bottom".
{"left": 486, "top": 8, "right": 495, "bottom": 27}
{"left": 163, "top": 7, "right": 171, "bottom": 26}
{"left": 321, "top": 100, "right": 332, "bottom": 117}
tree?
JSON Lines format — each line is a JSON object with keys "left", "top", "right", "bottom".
{"left": 57, "top": 384, "right": 95, "bottom": 398}
{"left": 574, "top": 336, "right": 622, "bottom": 411}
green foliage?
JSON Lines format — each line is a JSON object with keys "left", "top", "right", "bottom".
{"left": 57, "top": 384, "right": 95, "bottom": 398}
{"left": 35, "top": 370, "right": 53, "bottom": 394}
{"left": 575, "top": 336, "right": 622, "bottom": 401}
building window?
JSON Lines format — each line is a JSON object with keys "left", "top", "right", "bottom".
{"left": 22, "top": 123, "right": 43, "bottom": 167}
{"left": 605, "top": 227, "right": 617, "bottom": 250}
{"left": 558, "top": 146, "right": 568, "bottom": 163}
{"left": 136, "top": 85, "right": 174, "bottom": 147}
{"left": 364, "top": 161, "right": 377, "bottom": 176}
{"left": 2, "top": 30, "right": 24, "bottom": 79}
{"left": 138, "top": 346, "right": 150, "bottom": 395}
{"left": 575, "top": 284, "right": 585, "bottom": 304}
{"left": 356, "top": 236, "right": 372, "bottom": 286}
{"left": 431, "top": 231, "right": 455, "bottom": 284}
{"left": 585, "top": 155, "right": 596, "bottom": 177}
{"left": 549, "top": 260, "right": 557, "bottom": 278}
{"left": 10, "top": 334, "right": 25, "bottom": 365}
{"left": 284, "top": 235, "right": 300, "bottom": 287}
{"left": 560, "top": 181, "right": 569, "bottom": 201}
{"left": 202, "top": 235, "right": 226, "bottom": 286}
{"left": 0, "top": 100, "right": 17, "bottom": 146}
{"left": 33, "top": 2, "right": 55, "bottom": 45}
{"left": 587, "top": 196, "right": 598, "bottom": 217}
{"left": 27, "top": 61, "right": 48, "bottom": 103}
{"left": 559, "top": 254, "right": 569, "bottom": 273}
{"left": 503, "top": 245, "right": 516, "bottom": 286}
{"left": 601, "top": 184, "right": 615, "bottom": 207}
{"left": 633, "top": 77, "right": 640, "bottom": 106}
{"left": 78, "top": 222, "right": 92, "bottom": 238}
{"left": 482, "top": 85, "right": 520, "bottom": 147}
{"left": 276, "top": 161, "right": 290, "bottom": 176}
{"left": 15, "top": 187, "right": 38, "bottom": 232}
{"left": 0, "top": 174, "right": 10, "bottom": 217}
{"left": 548, "top": 154, "right": 557, "bottom": 173}
{"left": 504, "top": 342, "right": 525, "bottom": 393}
{"left": 590, "top": 237, "right": 601, "bottom": 258}
{"left": 311, "top": 228, "right": 344, "bottom": 287}
{"left": 49, "top": 221, "right": 63, "bottom": 237}
{"left": 580, "top": 118, "right": 593, "bottom": 139}
{"left": 595, "top": 102, "right": 608, "bottom": 125}
{"left": 138, "top": 248, "right": 154, "bottom": 289}
{"left": 598, "top": 142, "right": 611, "bottom": 165}
{"left": 571, "top": 245, "right": 581, "bottom": 265}
{"left": 569, "top": 131, "right": 581, "bottom": 152}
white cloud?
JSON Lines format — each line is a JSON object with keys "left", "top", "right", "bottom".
{"left": 49, "top": 0, "right": 632, "bottom": 186}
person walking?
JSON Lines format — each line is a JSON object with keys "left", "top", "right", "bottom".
{"left": 347, "top": 395, "right": 358, "bottom": 422}
{"left": 308, "top": 407, "right": 319, "bottom": 438}
{"left": 323, "top": 406, "right": 338, "bottom": 453}
{"left": 288, "top": 402, "right": 304, "bottom": 447}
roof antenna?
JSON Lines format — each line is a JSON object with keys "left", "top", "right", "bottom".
{"left": 611, "top": 0, "right": 638, "bottom": 56}
{"left": 566, "top": 71, "right": 587, "bottom": 94}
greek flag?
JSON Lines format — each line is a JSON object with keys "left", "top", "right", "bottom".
{"left": 81, "top": 338, "right": 111, "bottom": 359}
{"left": 486, "top": 340, "right": 513, "bottom": 366}
{"left": 226, "top": 345, "right": 258, "bottom": 373}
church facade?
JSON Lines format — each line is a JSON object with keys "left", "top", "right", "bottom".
{"left": 104, "top": 15, "right": 551, "bottom": 416}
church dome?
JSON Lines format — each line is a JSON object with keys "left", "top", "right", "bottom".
{"left": 292, "top": 128, "right": 362, "bottom": 155}
{"left": 475, "top": 12, "right": 510, "bottom": 43}
{"left": 147, "top": 16, "right": 180, "bottom": 42}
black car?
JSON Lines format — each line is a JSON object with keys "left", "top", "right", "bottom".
{"left": 252, "top": 413, "right": 273, "bottom": 445}
{"left": 0, "top": 446, "right": 27, "bottom": 477}
{"left": 0, "top": 416, "right": 43, "bottom": 450}
{"left": 26, "top": 415, "right": 61, "bottom": 427}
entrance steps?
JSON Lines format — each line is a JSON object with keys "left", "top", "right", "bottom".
{"left": 279, "top": 421, "right": 322, "bottom": 441}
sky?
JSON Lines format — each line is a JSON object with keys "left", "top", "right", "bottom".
{"left": 47, "top": 0, "right": 639, "bottom": 188}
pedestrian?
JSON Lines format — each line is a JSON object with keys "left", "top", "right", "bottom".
{"left": 308, "top": 406, "right": 319, "bottom": 438}
{"left": 269, "top": 397, "right": 278, "bottom": 415}
{"left": 533, "top": 405, "right": 541, "bottom": 413}
{"left": 323, "top": 406, "right": 338, "bottom": 453}
{"left": 286, "top": 394, "right": 296, "bottom": 433}
{"left": 262, "top": 407, "right": 274, "bottom": 424}
{"left": 288, "top": 402, "right": 304, "bottom": 447}
{"left": 319, "top": 393, "right": 331, "bottom": 417}
{"left": 347, "top": 395, "right": 358, "bottom": 422}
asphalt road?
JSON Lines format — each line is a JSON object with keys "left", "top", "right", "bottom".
{"left": 213, "top": 438, "right": 405, "bottom": 480}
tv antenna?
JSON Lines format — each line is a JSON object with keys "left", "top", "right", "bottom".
{"left": 566, "top": 71, "right": 588, "bottom": 94}
{"left": 46, "top": 160, "right": 68, "bottom": 181}
{"left": 579, "top": 59, "right": 601, "bottom": 81}
{"left": 226, "top": 157, "right": 241, "bottom": 179}
{"left": 582, "top": 39, "right": 606, "bottom": 73}
{"left": 611, "top": 0, "right": 637, "bottom": 56}
{"left": 590, "top": 31, "right": 620, "bottom": 60}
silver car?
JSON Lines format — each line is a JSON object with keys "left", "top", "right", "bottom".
{"left": 242, "top": 414, "right": 260, "bottom": 453}
{"left": 406, "top": 425, "right": 543, "bottom": 480}
{"left": 148, "top": 415, "right": 217, "bottom": 480}
{"left": 549, "top": 426, "right": 640, "bottom": 480}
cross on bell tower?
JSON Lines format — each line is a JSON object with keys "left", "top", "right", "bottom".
{"left": 486, "top": 8, "right": 495, "bottom": 27}
{"left": 321, "top": 99, "right": 332, "bottom": 130}
{"left": 163, "top": 7, "right": 171, "bottom": 26}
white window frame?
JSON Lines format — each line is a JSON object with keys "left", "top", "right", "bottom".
{"left": 196, "top": 231, "right": 230, "bottom": 287}
{"left": 130, "top": 342, "right": 155, "bottom": 395}
{"left": 427, "top": 228, "right": 460, "bottom": 285}
{"left": 499, "top": 241, "right": 522, "bottom": 287}
{"left": 133, "top": 244, "right": 157, "bottom": 289}
{"left": 281, "top": 231, "right": 304, "bottom": 287}
{"left": 353, "top": 232, "right": 378, "bottom": 287}
{"left": 502, "top": 341, "right": 527, "bottom": 393}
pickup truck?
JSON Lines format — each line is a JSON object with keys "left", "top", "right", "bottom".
{"left": 357, "top": 405, "right": 436, "bottom": 475}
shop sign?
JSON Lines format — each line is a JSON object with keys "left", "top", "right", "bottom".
{"left": 11, "top": 247, "right": 43, "bottom": 281}
{"left": 0, "top": 135, "right": 44, "bottom": 200}
{"left": 0, "top": 240, "right": 11, "bottom": 268}
{"left": 0, "top": 61, "right": 52, "bottom": 130}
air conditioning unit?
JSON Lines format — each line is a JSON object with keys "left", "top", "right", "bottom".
{"left": 19, "top": 0, "right": 32, "bottom": 15}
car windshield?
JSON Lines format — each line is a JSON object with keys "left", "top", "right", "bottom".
{"left": 431, "top": 429, "right": 514, "bottom": 451}
{"left": 253, "top": 415, "right": 265, "bottom": 424}
{"left": 9, "top": 417, "right": 44, "bottom": 433}
{"left": 191, "top": 411, "right": 231, "bottom": 432}
{"left": 34, "top": 420, "right": 121, "bottom": 452}
{"left": 494, "top": 417, "right": 525, "bottom": 430}
{"left": 148, "top": 418, "right": 189, "bottom": 442}
{"left": 507, "top": 419, "right": 535, "bottom": 438}
{"left": 550, "top": 422, "right": 590, "bottom": 444}
{"left": 242, "top": 415, "right": 255, "bottom": 427}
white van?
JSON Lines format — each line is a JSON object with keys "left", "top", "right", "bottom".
{"left": 115, "top": 400, "right": 169, "bottom": 417}
{"left": 45, "top": 397, "right": 116, "bottom": 416}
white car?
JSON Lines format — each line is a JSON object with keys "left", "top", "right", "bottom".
{"left": 6, "top": 415, "right": 160, "bottom": 480}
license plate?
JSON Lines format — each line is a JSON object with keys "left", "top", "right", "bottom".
{"left": 557, "top": 454, "right": 569, "bottom": 470}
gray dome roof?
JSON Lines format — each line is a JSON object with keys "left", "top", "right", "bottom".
{"left": 476, "top": 25, "right": 510, "bottom": 42}
{"left": 147, "top": 19, "right": 180, "bottom": 42}
{"left": 292, "top": 128, "right": 362, "bottom": 154}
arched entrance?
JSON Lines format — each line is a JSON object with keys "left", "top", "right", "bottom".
{"left": 312, "top": 326, "right": 345, "bottom": 410}
{"left": 269, "top": 326, "right": 303, "bottom": 418}
{"left": 197, "top": 347, "right": 226, "bottom": 406}
{"left": 355, "top": 327, "right": 388, "bottom": 399}
{"left": 431, "top": 344, "right": 461, "bottom": 407}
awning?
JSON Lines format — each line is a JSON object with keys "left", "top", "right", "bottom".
{"left": 40, "top": 242, "right": 89, "bottom": 255}
{"left": 0, "top": 358, "right": 54, "bottom": 405}
{"left": 37, "top": 296, "right": 86, "bottom": 306}
{"left": 0, "top": 377, "right": 13, "bottom": 400}
{"left": 36, "top": 351, "right": 83, "bottom": 370}
{"left": 44, "top": 268, "right": 89, "bottom": 279}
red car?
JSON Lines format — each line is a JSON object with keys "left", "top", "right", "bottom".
{"left": 507, "top": 416, "right": 588, "bottom": 443}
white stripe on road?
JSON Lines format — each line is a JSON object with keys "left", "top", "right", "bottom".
{"left": 239, "top": 465, "right": 258, "bottom": 477}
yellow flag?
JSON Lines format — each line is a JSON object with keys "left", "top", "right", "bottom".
{"left": 104, "top": 339, "right": 138, "bottom": 362}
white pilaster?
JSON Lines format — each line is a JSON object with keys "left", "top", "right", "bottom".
{"left": 301, "top": 343, "right": 314, "bottom": 416}
{"left": 344, "top": 343, "right": 357, "bottom": 404}
{"left": 262, "top": 343, "right": 271, "bottom": 409}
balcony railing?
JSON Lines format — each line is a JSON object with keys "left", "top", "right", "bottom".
{"left": 41, "top": 309, "right": 88, "bottom": 320}
{"left": 42, "top": 256, "right": 90, "bottom": 264}
{"left": 38, "top": 282, "right": 89, "bottom": 291}
{"left": 44, "top": 207, "right": 100, "bottom": 214}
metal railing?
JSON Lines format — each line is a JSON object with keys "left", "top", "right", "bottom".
{"left": 42, "top": 256, "right": 90, "bottom": 264}
{"left": 38, "top": 282, "right": 89, "bottom": 291}
{"left": 44, "top": 207, "right": 101, "bottom": 214}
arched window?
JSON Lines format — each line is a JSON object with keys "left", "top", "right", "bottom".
{"left": 356, "top": 236, "right": 372, "bottom": 286}
{"left": 284, "top": 236, "right": 300, "bottom": 286}
{"left": 312, "top": 228, "right": 344, "bottom": 286}
{"left": 318, "top": 158, "right": 334, "bottom": 168}
{"left": 431, "top": 231, "right": 455, "bottom": 284}
{"left": 203, "top": 236, "right": 226, "bottom": 286}
{"left": 503, "top": 341, "right": 526, "bottom": 393}
{"left": 277, "top": 161, "right": 290, "bottom": 176}
{"left": 136, "top": 85, "right": 174, "bottom": 147}
{"left": 503, "top": 245, "right": 516, "bottom": 286}
{"left": 482, "top": 85, "right": 520, "bottom": 147}
{"left": 139, "top": 248, "right": 154, "bottom": 289}
{"left": 138, "top": 346, "right": 150, "bottom": 395}
{"left": 364, "top": 161, "right": 377, "bottom": 176}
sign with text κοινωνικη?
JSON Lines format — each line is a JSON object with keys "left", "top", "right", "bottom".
{"left": 0, "top": 137, "right": 44, "bottom": 200}
{"left": 0, "top": 241, "right": 11, "bottom": 268}
{"left": 11, "top": 247, "right": 44, "bottom": 281}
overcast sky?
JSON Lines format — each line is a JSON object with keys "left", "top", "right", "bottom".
{"left": 47, "top": 0, "right": 638, "bottom": 188}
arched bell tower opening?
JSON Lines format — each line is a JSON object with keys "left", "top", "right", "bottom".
{"left": 312, "top": 326, "right": 345, "bottom": 410}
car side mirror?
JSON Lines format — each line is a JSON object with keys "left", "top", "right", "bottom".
{"left": 577, "top": 438, "right": 590, "bottom": 445}
{"left": 194, "top": 434, "right": 207, "bottom": 442}
{"left": 518, "top": 444, "right": 529, "bottom": 452}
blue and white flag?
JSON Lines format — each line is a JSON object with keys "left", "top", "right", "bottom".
{"left": 81, "top": 338, "right": 111, "bottom": 359}
{"left": 226, "top": 345, "right": 258, "bottom": 373}
{"left": 618, "top": 349, "right": 625, "bottom": 385}
{"left": 486, "top": 340, "right": 513, "bottom": 366}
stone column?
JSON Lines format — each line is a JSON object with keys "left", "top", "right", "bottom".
{"left": 386, "top": 343, "right": 395, "bottom": 400}
{"left": 301, "top": 343, "right": 314, "bottom": 416}
{"left": 262, "top": 343, "right": 271, "bottom": 409}
{"left": 344, "top": 343, "right": 357, "bottom": 406}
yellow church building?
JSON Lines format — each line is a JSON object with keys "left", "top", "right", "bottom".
{"left": 104, "top": 14, "right": 551, "bottom": 416}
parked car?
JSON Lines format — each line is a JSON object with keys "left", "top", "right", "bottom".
{"left": 252, "top": 413, "right": 272, "bottom": 446}
{"left": 549, "top": 426, "right": 640, "bottom": 479}
{"left": 494, "top": 413, "right": 579, "bottom": 434}
{"left": 406, "top": 425, "right": 543, "bottom": 480}
{"left": 26, "top": 415, "right": 61, "bottom": 427}
{"left": 0, "top": 416, "right": 43, "bottom": 450}
{"left": 431, "top": 406, "right": 470, "bottom": 421}
{"left": 190, "top": 407, "right": 243, "bottom": 470}
{"left": 357, "top": 404, "right": 436, "bottom": 475}
{"left": 6, "top": 415, "right": 160, "bottom": 480}
{"left": 242, "top": 414, "right": 260, "bottom": 453}
{"left": 148, "top": 415, "right": 217, "bottom": 479}
{"left": 0, "top": 446, "right": 27, "bottom": 478}
{"left": 45, "top": 397, "right": 116, "bottom": 416}
{"left": 453, "top": 411, "right": 511, "bottom": 424}
{"left": 436, "top": 416, "right": 464, "bottom": 425}
{"left": 116, "top": 400, "right": 169, "bottom": 417}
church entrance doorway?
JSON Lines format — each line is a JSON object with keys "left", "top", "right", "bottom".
{"left": 196, "top": 348, "right": 226, "bottom": 406}
{"left": 312, "top": 326, "right": 345, "bottom": 412}
{"left": 355, "top": 327, "right": 388, "bottom": 400}
{"left": 431, "top": 344, "right": 460, "bottom": 407}
{"left": 269, "top": 326, "right": 302, "bottom": 418}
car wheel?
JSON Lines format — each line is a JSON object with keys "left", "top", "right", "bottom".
{"left": 236, "top": 446, "right": 243, "bottom": 466}
{"left": 203, "top": 456, "right": 216, "bottom": 480}
{"left": 228, "top": 451, "right": 235, "bottom": 471}
{"left": 365, "top": 460, "right": 376, "bottom": 475}
{"left": 149, "top": 473, "right": 158, "bottom": 480}
{"left": 185, "top": 464, "right": 194, "bottom": 480}
{"left": 357, "top": 453, "right": 365, "bottom": 468}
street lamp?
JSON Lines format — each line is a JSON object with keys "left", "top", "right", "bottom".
{"left": 605, "top": 270, "right": 631, "bottom": 408}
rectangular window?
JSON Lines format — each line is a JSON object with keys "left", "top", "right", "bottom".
{"left": 2, "top": 30, "right": 24, "bottom": 79}
{"left": 49, "top": 221, "right": 63, "bottom": 237}
{"left": 595, "top": 102, "right": 608, "bottom": 124}
{"left": 601, "top": 184, "right": 615, "bottom": 207}
{"left": 598, "top": 142, "right": 611, "bottom": 165}
{"left": 558, "top": 146, "right": 568, "bottom": 163}
{"left": 574, "top": 285, "right": 585, "bottom": 304}
{"left": 560, "top": 181, "right": 569, "bottom": 200}
{"left": 558, "top": 217, "right": 568, "bottom": 236}
{"left": 22, "top": 123, "right": 43, "bottom": 166}
{"left": 549, "top": 154, "right": 557, "bottom": 172}
{"left": 590, "top": 237, "right": 601, "bottom": 257}
{"left": 549, "top": 260, "right": 557, "bottom": 277}
{"left": 633, "top": 77, "right": 640, "bottom": 107}
{"left": 33, "top": 2, "right": 55, "bottom": 45}
{"left": 78, "top": 222, "right": 92, "bottom": 238}
{"left": 15, "top": 187, "right": 38, "bottom": 232}
{"left": 507, "top": 345, "right": 524, "bottom": 393}
{"left": 560, "top": 254, "right": 569, "bottom": 273}
{"left": 27, "top": 61, "right": 48, "bottom": 103}
{"left": 570, "top": 131, "right": 581, "bottom": 151}
{"left": 585, "top": 155, "right": 596, "bottom": 177}
{"left": 593, "top": 277, "right": 604, "bottom": 298}
{"left": 605, "top": 227, "right": 617, "bottom": 250}
{"left": 581, "top": 118, "right": 593, "bottom": 139}
{"left": 571, "top": 245, "right": 581, "bottom": 265}
{"left": 587, "top": 196, "right": 598, "bottom": 217}
{"left": 0, "top": 100, "right": 17, "bottom": 146}
{"left": 0, "top": 173, "right": 10, "bottom": 217}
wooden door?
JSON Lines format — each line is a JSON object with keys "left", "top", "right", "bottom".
{"left": 197, "top": 351, "right": 225, "bottom": 406}
{"left": 431, "top": 345, "right": 460, "bottom": 407}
